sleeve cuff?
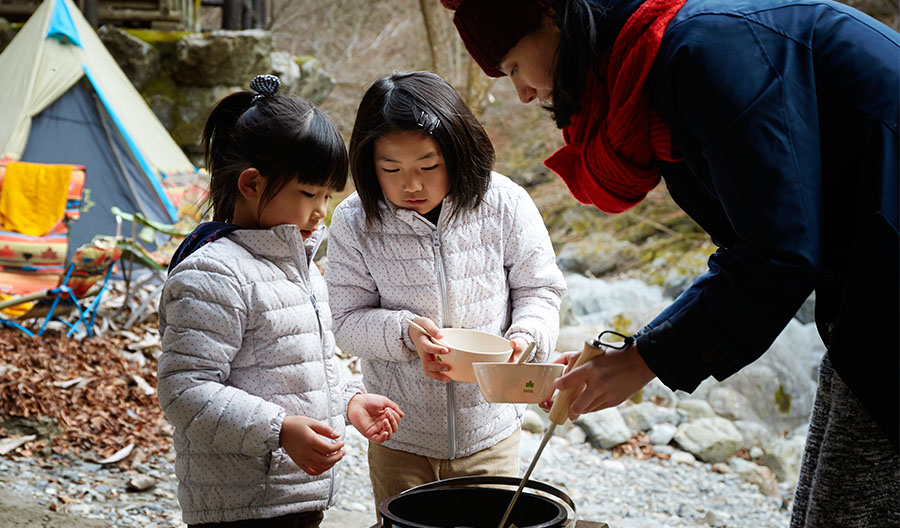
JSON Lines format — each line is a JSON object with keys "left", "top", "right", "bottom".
{"left": 266, "top": 409, "right": 286, "bottom": 452}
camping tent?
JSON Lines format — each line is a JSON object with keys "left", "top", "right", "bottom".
{"left": 0, "top": 0, "right": 196, "bottom": 253}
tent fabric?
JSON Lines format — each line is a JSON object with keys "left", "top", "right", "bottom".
{"left": 47, "top": 0, "right": 82, "bottom": 47}
{"left": 21, "top": 82, "right": 174, "bottom": 253}
{"left": 0, "top": 0, "right": 196, "bottom": 234}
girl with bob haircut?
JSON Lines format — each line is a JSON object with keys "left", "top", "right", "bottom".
{"left": 158, "top": 75, "right": 403, "bottom": 528}
{"left": 325, "top": 71, "right": 566, "bottom": 513}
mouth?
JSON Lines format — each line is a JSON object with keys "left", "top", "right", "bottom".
{"left": 405, "top": 199, "right": 427, "bottom": 207}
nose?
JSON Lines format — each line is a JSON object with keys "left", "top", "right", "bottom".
{"left": 511, "top": 76, "right": 536, "bottom": 104}
{"left": 311, "top": 197, "right": 327, "bottom": 219}
{"left": 402, "top": 174, "right": 423, "bottom": 193}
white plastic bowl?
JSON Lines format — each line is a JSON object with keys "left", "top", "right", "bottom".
{"left": 473, "top": 362, "right": 565, "bottom": 403}
{"left": 435, "top": 328, "right": 513, "bottom": 383}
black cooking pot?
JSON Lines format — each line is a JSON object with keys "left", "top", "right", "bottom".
{"left": 379, "top": 475, "right": 575, "bottom": 528}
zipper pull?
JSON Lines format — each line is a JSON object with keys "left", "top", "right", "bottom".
{"left": 431, "top": 230, "right": 440, "bottom": 249}
{"left": 310, "top": 293, "right": 319, "bottom": 312}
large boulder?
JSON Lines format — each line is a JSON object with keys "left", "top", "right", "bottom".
{"left": 173, "top": 29, "right": 273, "bottom": 87}
{"left": 690, "top": 319, "right": 826, "bottom": 434}
{"left": 98, "top": 25, "right": 160, "bottom": 89}
{"left": 294, "top": 56, "right": 336, "bottom": 106}
{"left": 673, "top": 417, "right": 743, "bottom": 463}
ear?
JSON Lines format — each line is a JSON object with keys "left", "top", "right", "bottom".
{"left": 237, "top": 168, "right": 264, "bottom": 200}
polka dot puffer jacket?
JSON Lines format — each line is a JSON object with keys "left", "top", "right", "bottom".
{"left": 326, "top": 172, "right": 566, "bottom": 460}
{"left": 158, "top": 225, "right": 363, "bottom": 524}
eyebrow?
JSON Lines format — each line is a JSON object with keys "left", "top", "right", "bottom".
{"left": 379, "top": 152, "right": 438, "bottom": 163}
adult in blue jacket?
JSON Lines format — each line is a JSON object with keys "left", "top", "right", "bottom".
{"left": 443, "top": 0, "right": 899, "bottom": 525}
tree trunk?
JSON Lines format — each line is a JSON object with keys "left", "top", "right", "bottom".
{"left": 222, "top": 0, "right": 241, "bottom": 29}
{"left": 418, "top": 0, "right": 494, "bottom": 117}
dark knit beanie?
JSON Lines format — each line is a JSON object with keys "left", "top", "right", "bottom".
{"left": 441, "top": 0, "right": 551, "bottom": 78}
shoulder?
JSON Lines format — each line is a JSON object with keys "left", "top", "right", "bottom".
{"left": 480, "top": 172, "right": 539, "bottom": 217}
{"left": 330, "top": 192, "right": 367, "bottom": 233}
{"left": 164, "top": 237, "right": 252, "bottom": 297}
{"left": 482, "top": 172, "right": 533, "bottom": 207}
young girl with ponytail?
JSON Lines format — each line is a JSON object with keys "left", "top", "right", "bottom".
{"left": 157, "top": 75, "right": 403, "bottom": 528}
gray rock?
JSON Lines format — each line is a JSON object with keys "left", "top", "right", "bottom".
{"left": 556, "top": 232, "right": 640, "bottom": 277}
{"left": 728, "top": 457, "right": 780, "bottom": 498}
{"left": 732, "top": 420, "right": 774, "bottom": 450}
{"left": 295, "top": 56, "right": 336, "bottom": 105}
{"left": 762, "top": 434, "right": 807, "bottom": 483}
{"left": 97, "top": 25, "right": 160, "bottom": 89}
{"left": 676, "top": 399, "right": 716, "bottom": 422}
{"left": 521, "top": 409, "right": 546, "bottom": 434}
{"left": 577, "top": 408, "right": 632, "bottom": 449}
{"left": 706, "top": 387, "right": 760, "bottom": 423}
{"left": 173, "top": 30, "right": 273, "bottom": 87}
{"left": 648, "top": 423, "right": 677, "bottom": 446}
{"left": 620, "top": 402, "right": 680, "bottom": 432}
{"left": 670, "top": 450, "right": 697, "bottom": 464}
{"left": 705, "top": 509, "right": 731, "bottom": 527}
{"left": 674, "top": 417, "right": 743, "bottom": 463}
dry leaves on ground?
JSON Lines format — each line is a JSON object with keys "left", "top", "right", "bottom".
{"left": 0, "top": 325, "right": 171, "bottom": 459}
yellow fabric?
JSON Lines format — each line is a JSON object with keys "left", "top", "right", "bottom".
{"left": 0, "top": 293, "right": 34, "bottom": 317}
{"left": 0, "top": 162, "right": 72, "bottom": 236}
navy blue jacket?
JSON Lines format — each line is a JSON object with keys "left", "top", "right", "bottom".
{"left": 627, "top": 0, "right": 899, "bottom": 444}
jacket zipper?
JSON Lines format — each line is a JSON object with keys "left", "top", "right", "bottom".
{"left": 291, "top": 232, "right": 337, "bottom": 505}
{"left": 430, "top": 228, "right": 457, "bottom": 459}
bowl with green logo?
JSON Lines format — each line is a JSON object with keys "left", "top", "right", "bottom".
{"left": 472, "top": 362, "right": 565, "bottom": 403}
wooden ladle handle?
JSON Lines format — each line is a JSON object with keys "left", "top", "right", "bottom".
{"left": 548, "top": 339, "right": 606, "bottom": 426}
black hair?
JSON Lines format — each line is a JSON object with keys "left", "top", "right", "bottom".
{"left": 348, "top": 71, "right": 495, "bottom": 227}
{"left": 548, "top": 0, "right": 627, "bottom": 128}
{"left": 201, "top": 90, "right": 348, "bottom": 222}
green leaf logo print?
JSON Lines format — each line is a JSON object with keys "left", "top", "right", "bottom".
{"left": 523, "top": 380, "right": 534, "bottom": 393}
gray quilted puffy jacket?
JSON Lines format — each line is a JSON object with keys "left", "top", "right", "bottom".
{"left": 158, "top": 225, "right": 362, "bottom": 524}
{"left": 326, "top": 172, "right": 566, "bottom": 459}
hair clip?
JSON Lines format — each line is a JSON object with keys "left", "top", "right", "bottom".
{"left": 416, "top": 110, "right": 440, "bottom": 135}
{"left": 250, "top": 74, "right": 281, "bottom": 104}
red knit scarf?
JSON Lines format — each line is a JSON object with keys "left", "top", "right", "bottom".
{"left": 544, "top": 0, "right": 687, "bottom": 214}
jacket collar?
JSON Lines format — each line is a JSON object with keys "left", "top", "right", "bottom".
{"left": 379, "top": 194, "right": 450, "bottom": 233}
{"left": 230, "top": 224, "right": 325, "bottom": 263}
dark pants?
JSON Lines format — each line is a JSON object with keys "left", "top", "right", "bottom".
{"left": 189, "top": 511, "right": 324, "bottom": 528}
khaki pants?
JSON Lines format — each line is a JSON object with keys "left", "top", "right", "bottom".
{"left": 368, "top": 429, "right": 521, "bottom": 518}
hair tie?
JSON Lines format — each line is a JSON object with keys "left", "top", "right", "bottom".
{"left": 250, "top": 74, "right": 281, "bottom": 103}
{"left": 416, "top": 110, "right": 440, "bottom": 135}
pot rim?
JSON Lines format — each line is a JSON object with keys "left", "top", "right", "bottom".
{"left": 379, "top": 475, "right": 576, "bottom": 528}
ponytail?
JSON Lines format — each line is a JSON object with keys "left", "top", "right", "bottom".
{"left": 202, "top": 91, "right": 254, "bottom": 222}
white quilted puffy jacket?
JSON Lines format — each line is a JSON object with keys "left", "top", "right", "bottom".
{"left": 325, "top": 172, "right": 566, "bottom": 459}
{"left": 157, "top": 225, "right": 363, "bottom": 524}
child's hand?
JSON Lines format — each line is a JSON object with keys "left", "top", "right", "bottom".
{"left": 348, "top": 393, "right": 404, "bottom": 444}
{"left": 507, "top": 337, "right": 531, "bottom": 363}
{"left": 409, "top": 317, "right": 451, "bottom": 382}
{"left": 280, "top": 415, "right": 345, "bottom": 475}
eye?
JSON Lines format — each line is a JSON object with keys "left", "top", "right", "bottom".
{"left": 381, "top": 167, "right": 400, "bottom": 173}
{"left": 301, "top": 191, "right": 315, "bottom": 197}
{"left": 511, "top": 65, "right": 518, "bottom": 75}
{"left": 421, "top": 164, "right": 439, "bottom": 171}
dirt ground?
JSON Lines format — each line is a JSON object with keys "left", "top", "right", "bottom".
{"left": 0, "top": 486, "right": 373, "bottom": 528}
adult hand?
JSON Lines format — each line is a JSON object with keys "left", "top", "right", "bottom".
{"left": 507, "top": 337, "right": 531, "bottom": 363}
{"left": 539, "top": 344, "right": 655, "bottom": 420}
{"left": 409, "top": 316, "right": 451, "bottom": 382}
{"left": 348, "top": 393, "right": 404, "bottom": 444}
{"left": 280, "top": 415, "right": 345, "bottom": 475}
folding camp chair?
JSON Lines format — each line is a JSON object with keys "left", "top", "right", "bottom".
{"left": 0, "top": 237, "right": 121, "bottom": 338}
{"left": 0, "top": 162, "right": 120, "bottom": 337}
{"left": 110, "top": 206, "right": 191, "bottom": 329}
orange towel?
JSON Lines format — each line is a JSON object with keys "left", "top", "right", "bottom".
{"left": 0, "top": 162, "right": 73, "bottom": 236}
